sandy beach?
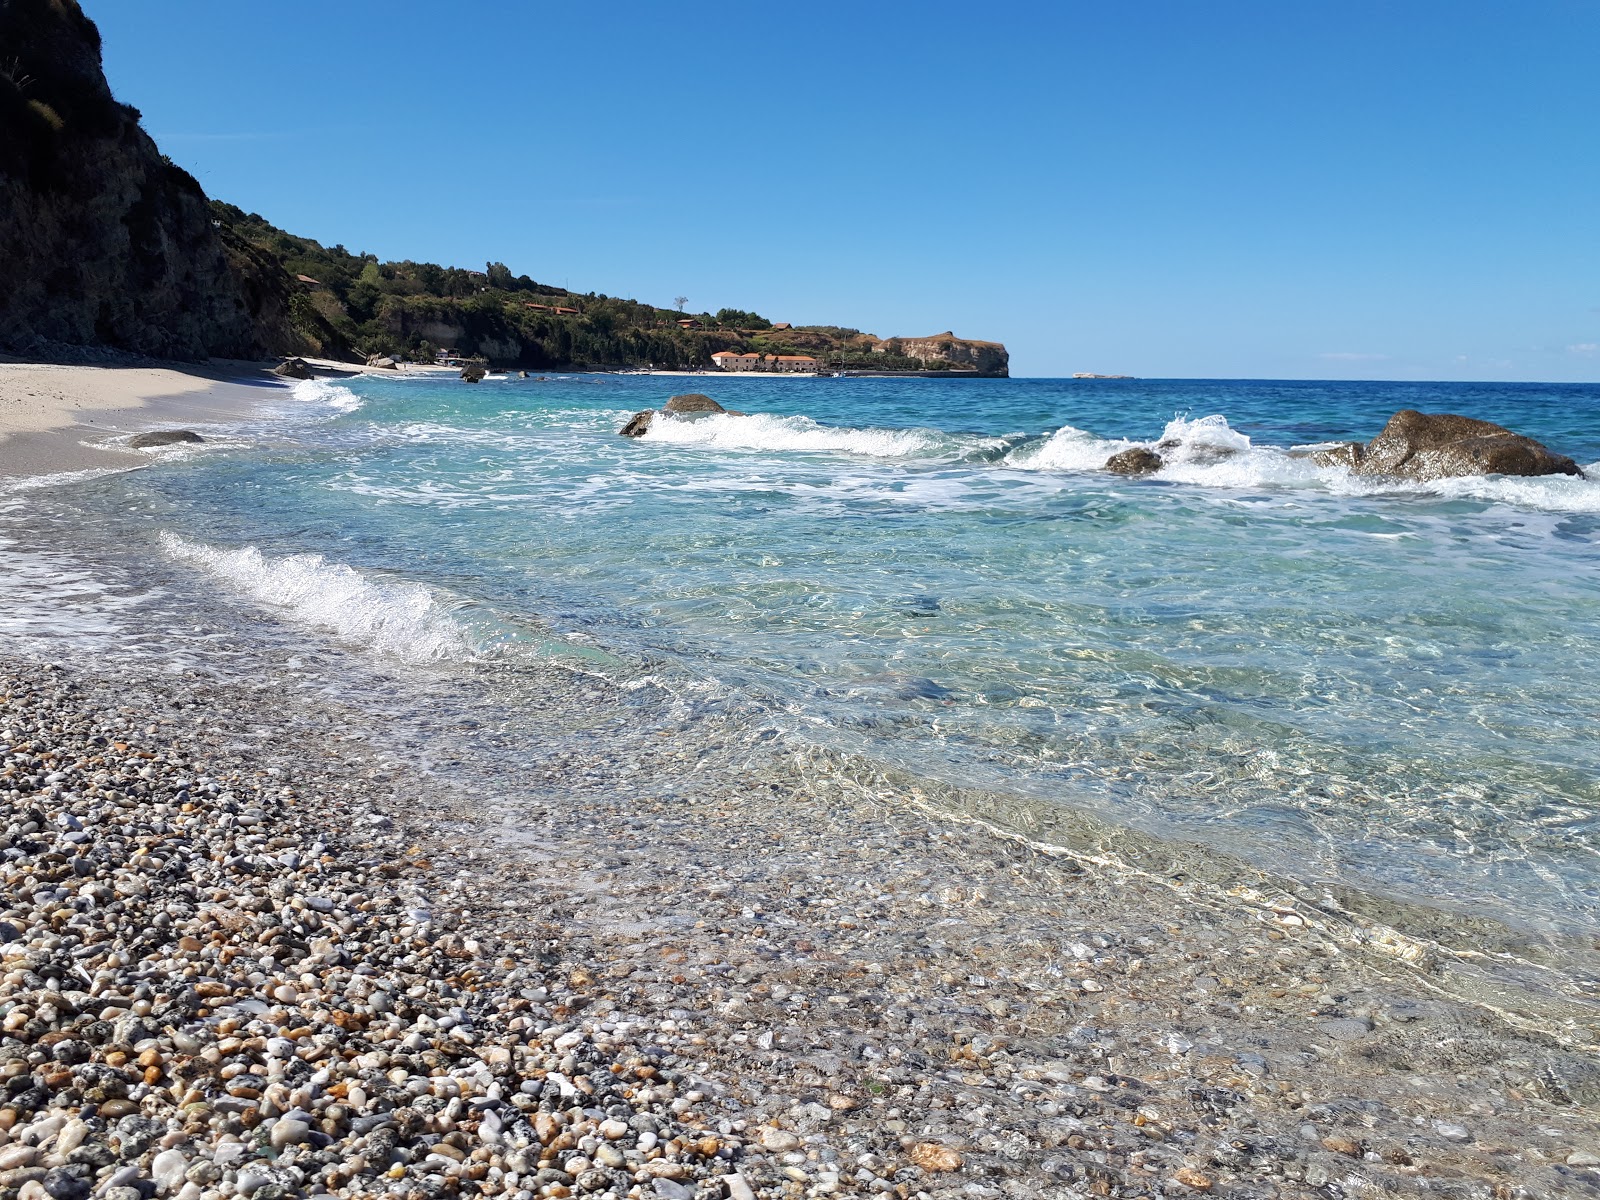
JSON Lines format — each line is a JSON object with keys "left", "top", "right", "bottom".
{"left": 4, "top": 363, "right": 1600, "bottom": 1199}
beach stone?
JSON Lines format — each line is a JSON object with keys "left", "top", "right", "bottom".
{"left": 618, "top": 409, "right": 656, "bottom": 437}
{"left": 1105, "top": 447, "right": 1163, "bottom": 475}
{"left": 268, "top": 1118, "right": 310, "bottom": 1150}
{"left": 910, "top": 1142, "right": 962, "bottom": 1172}
{"left": 40, "top": 1169, "right": 91, "bottom": 1200}
{"left": 759, "top": 1127, "right": 802, "bottom": 1152}
{"left": 128, "top": 430, "right": 204, "bottom": 449}
{"left": 1351, "top": 409, "right": 1583, "bottom": 481}
{"left": 149, "top": 1149, "right": 188, "bottom": 1192}
{"left": 272, "top": 358, "right": 313, "bottom": 380}
{"left": 460, "top": 362, "right": 488, "bottom": 383}
{"left": 365, "top": 355, "right": 398, "bottom": 369}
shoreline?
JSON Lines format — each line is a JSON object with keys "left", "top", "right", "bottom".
{"left": 3, "top": 637, "right": 1599, "bottom": 1197}
{"left": 2, "top": 366, "right": 1600, "bottom": 1196}
{"left": 0, "top": 359, "right": 290, "bottom": 479}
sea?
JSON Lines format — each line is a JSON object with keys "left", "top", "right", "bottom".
{"left": 5, "top": 372, "right": 1600, "bottom": 1018}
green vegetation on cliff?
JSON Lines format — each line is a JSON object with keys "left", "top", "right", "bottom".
{"left": 216, "top": 207, "right": 1007, "bottom": 374}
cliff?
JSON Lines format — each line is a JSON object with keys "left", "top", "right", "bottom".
{"left": 873, "top": 332, "right": 1009, "bottom": 376}
{"left": 0, "top": 0, "right": 301, "bottom": 359}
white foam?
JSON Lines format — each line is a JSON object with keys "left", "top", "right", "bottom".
{"left": 641, "top": 411, "right": 945, "bottom": 458}
{"left": 289, "top": 379, "right": 364, "bottom": 413}
{"left": 1003, "top": 424, "right": 1128, "bottom": 472}
{"left": 159, "top": 533, "right": 476, "bottom": 661}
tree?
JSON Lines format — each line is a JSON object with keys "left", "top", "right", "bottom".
{"left": 674, "top": 296, "right": 688, "bottom": 312}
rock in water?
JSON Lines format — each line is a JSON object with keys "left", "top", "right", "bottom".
{"left": 1310, "top": 441, "right": 1365, "bottom": 469}
{"left": 273, "top": 358, "right": 313, "bottom": 379}
{"left": 1105, "top": 447, "right": 1163, "bottom": 475}
{"left": 128, "top": 430, "right": 203, "bottom": 449}
{"left": 1352, "top": 410, "right": 1582, "bottom": 481}
{"left": 461, "top": 361, "right": 488, "bottom": 383}
{"left": 619, "top": 409, "right": 656, "bottom": 437}
{"left": 663, "top": 393, "right": 725, "bottom": 414}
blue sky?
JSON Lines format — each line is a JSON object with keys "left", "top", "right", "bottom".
{"left": 93, "top": 1, "right": 1598, "bottom": 380}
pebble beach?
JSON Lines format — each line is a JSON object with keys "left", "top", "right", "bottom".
{"left": 5, "top": 649, "right": 1600, "bottom": 1200}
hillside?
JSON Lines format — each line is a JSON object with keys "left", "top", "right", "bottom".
{"left": 0, "top": 0, "right": 1007, "bottom": 375}
{"left": 219, "top": 206, "right": 1009, "bottom": 375}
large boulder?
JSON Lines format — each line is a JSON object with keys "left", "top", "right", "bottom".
{"left": 128, "top": 429, "right": 203, "bottom": 449}
{"left": 1349, "top": 410, "right": 1582, "bottom": 481}
{"left": 365, "top": 354, "right": 397, "bottom": 369}
{"left": 663, "top": 393, "right": 725, "bottom": 414}
{"left": 272, "top": 357, "right": 313, "bottom": 379}
{"left": 1105, "top": 447, "right": 1163, "bottom": 475}
{"left": 460, "top": 361, "right": 488, "bottom": 383}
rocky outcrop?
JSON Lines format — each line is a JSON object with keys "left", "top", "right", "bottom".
{"left": 273, "top": 357, "right": 313, "bottom": 379}
{"left": 619, "top": 410, "right": 656, "bottom": 437}
{"left": 620, "top": 394, "right": 741, "bottom": 437}
{"left": 460, "top": 361, "right": 488, "bottom": 383}
{"left": 878, "top": 333, "right": 1009, "bottom": 376}
{"left": 1309, "top": 441, "right": 1364, "bottom": 469}
{"left": 128, "top": 429, "right": 203, "bottom": 449}
{"left": 0, "top": 0, "right": 301, "bottom": 359}
{"left": 365, "top": 354, "right": 397, "bottom": 369}
{"left": 664, "top": 394, "right": 725, "bottom": 414}
{"left": 1327, "top": 411, "right": 1583, "bottom": 481}
{"left": 1105, "top": 447, "right": 1163, "bottom": 475}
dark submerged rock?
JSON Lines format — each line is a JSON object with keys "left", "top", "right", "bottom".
{"left": 1105, "top": 447, "right": 1163, "bottom": 476}
{"left": 1352, "top": 410, "right": 1582, "bottom": 482}
{"left": 127, "top": 430, "right": 203, "bottom": 449}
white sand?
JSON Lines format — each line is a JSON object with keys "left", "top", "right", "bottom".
{"left": 0, "top": 359, "right": 294, "bottom": 478}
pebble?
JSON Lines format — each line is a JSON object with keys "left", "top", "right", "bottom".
{"left": 0, "top": 647, "right": 1593, "bottom": 1200}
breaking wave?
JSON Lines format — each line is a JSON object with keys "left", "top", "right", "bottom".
{"left": 289, "top": 379, "right": 364, "bottom": 413}
{"left": 641, "top": 411, "right": 961, "bottom": 458}
{"left": 159, "top": 533, "right": 485, "bottom": 662}
{"left": 640, "top": 406, "right": 1600, "bottom": 512}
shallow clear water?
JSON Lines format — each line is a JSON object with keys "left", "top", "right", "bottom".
{"left": 7, "top": 372, "right": 1600, "bottom": 943}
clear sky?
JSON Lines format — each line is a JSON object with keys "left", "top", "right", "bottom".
{"left": 91, "top": 1, "right": 1598, "bottom": 380}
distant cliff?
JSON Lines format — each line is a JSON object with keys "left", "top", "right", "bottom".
{"left": 0, "top": 0, "right": 301, "bottom": 359}
{"left": 873, "top": 332, "right": 1009, "bottom": 376}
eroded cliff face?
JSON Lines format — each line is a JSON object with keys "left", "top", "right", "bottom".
{"left": 877, "top": 332, "right": 1009, "bottom": 375}
{"left": 0, "top": 0, "right": 299, "bottom": 359}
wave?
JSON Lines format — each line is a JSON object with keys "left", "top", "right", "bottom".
{"left": 289, "top": 379, "right": 364, "bottom": 413}
{"left": 159, "top": 533, "right": 482, "bottom": 662}
{"left": 641, "top": 411, "right": 961, "bottom": 458}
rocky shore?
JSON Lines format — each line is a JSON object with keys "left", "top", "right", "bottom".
{"left": 4, "top": 655, "right": 1600, "bottom": 1200}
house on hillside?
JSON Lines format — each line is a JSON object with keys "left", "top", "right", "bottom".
{"left": 711, "top": 351, "right": 821, "bottom": 373}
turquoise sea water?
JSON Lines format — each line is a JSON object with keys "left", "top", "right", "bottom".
{"left": 6, "top": 372, "right": 1600, "bottom": 956}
